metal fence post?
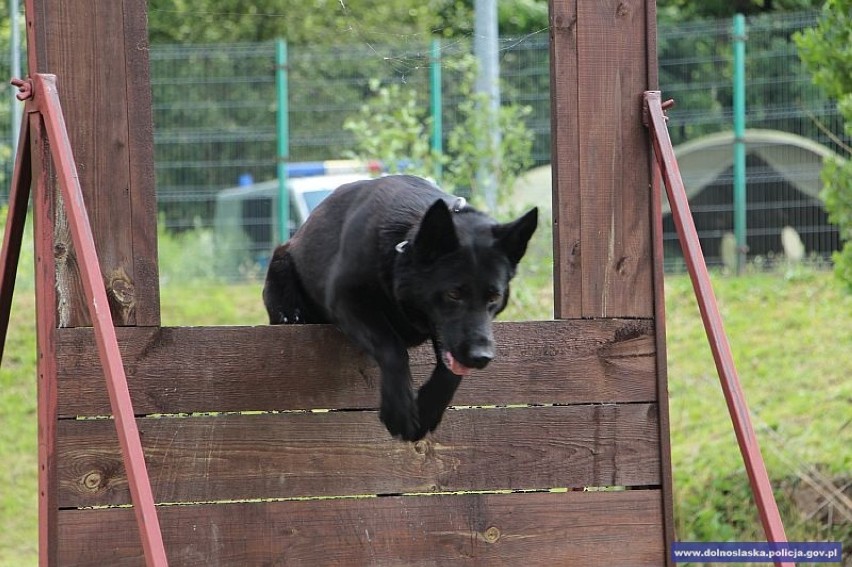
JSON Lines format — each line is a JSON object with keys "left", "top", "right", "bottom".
{"left": 733, "top": 13, "right": 747, "bottom": 273}
{"left": 430, "top": 38, "right": 443, "bottom": 183}
{"left": 276, "top": 39, "right": 290, "bottom": 243}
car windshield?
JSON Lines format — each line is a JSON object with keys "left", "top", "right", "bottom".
{"left": 302, "top": 189, "right": 333, "bottom": 213}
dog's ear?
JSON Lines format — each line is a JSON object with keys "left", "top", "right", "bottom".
{"left": 493, "top": 207, "right": 538, "bottom": 265}
{"left": 414, "top": 199, "right": 459, "bottom": 264}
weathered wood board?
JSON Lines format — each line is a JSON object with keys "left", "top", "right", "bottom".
{"left": 551, "top": 0, "right": 657, "bottom": 318}
{"left": 58, "top": 491, "right": 667, "bottom": 566}
{"left": 55, "top": 320, "right": 657, "bottom": 416}
{"left": 28, "top": 0, "right": 159, "bottom": 327}
{"left": 57, "top": 403, "right": 661, "bottom": 507}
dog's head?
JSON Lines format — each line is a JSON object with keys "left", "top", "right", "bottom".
{"left": 395, "top": 199, "right": 538, "bottom": 376}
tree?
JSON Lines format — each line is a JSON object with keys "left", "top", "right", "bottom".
{"left": 658, "top": 0, "right": 822, "bottom": 21}
{"left": 344, "top": 54, "right": 533, "bottom": 212}
{"left": 795, "top": 0, "right": 852, "bottom": 289}
{"left": 147, "top": 0, "right": 444, "bottom": 45}
{"left": 147, "top": 0, "right": 557, "bottom": 45}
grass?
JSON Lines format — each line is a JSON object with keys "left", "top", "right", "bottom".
{"left": 0, "top": 289, "right": 38, "bottom": 565}
{"left": 664, "top": 268, "right": 851, "bottom": 553}
{"left": 1, "top": 227, "right": 850, "bottom": 565}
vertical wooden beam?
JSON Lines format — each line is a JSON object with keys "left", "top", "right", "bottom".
{"left": 652, "top": 159, "right": 676, "bottom": 567}
{"left": 643, "top": 5, "right": 673, "bottom": 564}
{"left": 25, "top": 0, "right": 162, "bottom": 563}
{"left": 26, "top": 0, "right": 160, "bottom": 327}
{"left": 32, "top": 111, "right": 59, "bottom": 567}
{"left": 551, "top": 1, "right": 673, "bottom": 563}
{"left": 123, "top": 0, "right": 161, "bottom": 326}
{"left": 549, "top": 0, "right": 581, "bottom": 318}
{"left": 551, "top": 0, "right": 655, "bottom": 319}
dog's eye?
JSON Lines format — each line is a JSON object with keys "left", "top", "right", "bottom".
{"left": 445, "top": 288, "right": 463, "bottom": 302}
{"left": 487, "top": 290, "right": 503, "bottom": 304}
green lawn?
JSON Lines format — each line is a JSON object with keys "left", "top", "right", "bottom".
{"left": 1, "top": 266, "right": 849, "bottom": 565}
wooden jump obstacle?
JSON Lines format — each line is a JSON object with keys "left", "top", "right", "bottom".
{"left": 0, "top": 0, "right": 792, "bottom": 565}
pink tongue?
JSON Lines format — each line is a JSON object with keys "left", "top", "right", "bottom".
{"left": 445, "top": 351, "right": 473, "bottom": 376}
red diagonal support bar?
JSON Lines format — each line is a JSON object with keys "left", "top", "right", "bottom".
{"left": 0, "top": 109, "right": 32, "bottom": 362}
{"left": 30, "top": 73, "right": 169, "bottom": 567}
{"left": 644, "top": 91, "right": 792, "bottom": 567}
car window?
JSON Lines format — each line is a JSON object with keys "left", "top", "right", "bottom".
{"left": 303, "top": 189, "right": 333, "bottom": 213}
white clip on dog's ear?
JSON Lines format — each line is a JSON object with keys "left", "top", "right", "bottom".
{"left": 395, "top": 240, "right": 409, "bottom": 254}
{"left": 452, "top": 197, "right": 467, "bottom": 213}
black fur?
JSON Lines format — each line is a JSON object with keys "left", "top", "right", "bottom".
{"left": 263, "top": 175, "right": 537, "bottom": 441}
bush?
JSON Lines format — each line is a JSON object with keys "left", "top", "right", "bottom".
{"left": 158, "top": 218, "right": 260, "bottom": 284}
{"left": 344, "top": 53, "right": 534, "bottom": 212}
{"left": 795, "top": 0, "right": 852, "bottom": 290}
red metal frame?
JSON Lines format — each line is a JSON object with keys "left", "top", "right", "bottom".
{"left": 0, "top": 75, "right": 168, "bottom": 566}
{"left": 644, "top": 91, "right": 792, "bottom": 567}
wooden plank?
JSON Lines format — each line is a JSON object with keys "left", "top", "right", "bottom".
{"left": 575, "top": 0, "right": 654, "bottom": 318}
{"left": 549, "top": 0, "right": 582, "bottom": 318}
{"left": 57, "top": 403, "right": 660, "bottom": 507}
{"left": 58, "top": 490, "right": 666, "bottom": 566}
{"left": 122, "top": 0, "right": 161, "bottom": 327}
{"left": 644, "top": 3, "right": 673, "bottom": 564}
{"left": 29, "top": 0, "right": 160, "bottom": 327}
{"left": 32, "top": 111, "right": 60, "bottom": 567}
{"left": 652, "top": 164, "right": 677, "bottom": 566}
{"left": 56, "top": 319, "right": 657, "bottom": 417}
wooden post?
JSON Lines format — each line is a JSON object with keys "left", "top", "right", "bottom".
{"left": 550, "top": 0, "right": 656, "bottom": 319}
{"left": 32, "top": 109, "right": 59, "bottom": 567}
{"left": 25, "top": 0, "right": 160, "bottom": 327}
{"left": 549, "top": 1, "right": 674, "bottom": 563}
{"left": 23, "top": 0, "right": 162, "bottom": 563}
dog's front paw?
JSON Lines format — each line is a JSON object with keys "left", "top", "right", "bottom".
{"left": 415, "top": 395, "right": 444, "bottom": 437}
{"left": 415, "top": 370, "right": 462, "bottom": 437}
{"left": 380, "top": 393, "right": 423, "bottom": 442}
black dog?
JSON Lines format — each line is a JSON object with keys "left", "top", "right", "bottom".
{"left": 263, "top": 175, "right": 537, "bottom": 441}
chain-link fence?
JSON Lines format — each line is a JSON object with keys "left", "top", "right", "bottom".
{"left": 659, "top": 11, "right": 844, "bottom": 269}
{"left": 1, "top": 10, "right": 846, "bottom": 277}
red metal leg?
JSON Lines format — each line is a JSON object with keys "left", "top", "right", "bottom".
{"left": 0, "top": 111, "right": 32, "bottom": 363}
{"left": 644, "top": 91, "right": 792, "bottom": 567}
{"left": 31, "top": 74, "right": 168, "bottom": 567}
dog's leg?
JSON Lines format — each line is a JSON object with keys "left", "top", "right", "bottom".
{"left": 263, "top": 244, "right": 328, "bottom": 324}
{"left": 416, "top": 361, "right": 462, "bottom": 438}
{"left": 330, "top": 290, "right": 422, "bottom": 441}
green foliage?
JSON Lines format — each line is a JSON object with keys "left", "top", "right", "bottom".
{"left": 498, "top": 0, "right": 549, "bottom": 36}
{"left": 442, "top": 55, "right": 534, "bottom": 209}
{"left": 158, "top": 216, "right": 261, "bottom": 284}
{"left": 0, "top": 207, "right": 37, "bottom": 565}
{"left": 343, "top": 79, "right": 442, "bottom": 177}
{"left": 822, "top": 157, "right": 852, "bottom": 290}
{"left": 658, "top": 0, "right": 823, "bottom": 21}
{"left": 665, "top": 269, "right": 852, "bottom": 552}
{"left": 147, "top": 0, "right": 442, "bottom": 45}
{"left": 821, "top": 157, "right": 852, "bottom": 240}
{"left": 794, "top": 1, "right": 852, "bottom": 103}
{"left": 344, "top": 53, "right": 534, "bottom": 211}
{"left": 795, "top": 0, "right": 852, "bottom": 289}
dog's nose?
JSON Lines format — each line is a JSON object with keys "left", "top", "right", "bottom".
{"left": 467, "top": 346, "right": 494, "bottom": 369}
